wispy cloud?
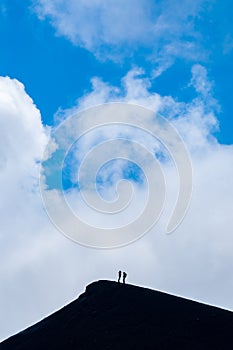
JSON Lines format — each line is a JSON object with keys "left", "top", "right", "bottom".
{"left": 33, "top": 0, "right": 209, "bottom": 70}
{"left": 223, "top": 34, "right": 233, "bottom": 55}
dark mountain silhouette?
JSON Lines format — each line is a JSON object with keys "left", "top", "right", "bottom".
{"left": 1, "top": 280, "right": 233, "bottom": 349}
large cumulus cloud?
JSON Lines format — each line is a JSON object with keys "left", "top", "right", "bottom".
{"left": 1, "top": 66, "right": 233, "bottom": 342}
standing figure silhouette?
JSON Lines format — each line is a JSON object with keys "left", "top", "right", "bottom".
{"left": 118, "top": 270, "right": 122, "bottom": 283}
{"left": 123, "top": 271, "right": 127, "bottom": 284}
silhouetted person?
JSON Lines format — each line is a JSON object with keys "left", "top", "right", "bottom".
{"left": 118, "top": 270, "right": 122, "bottom": 283}
{"left": 123, "top": 271, "right": 127, "bottom": 284}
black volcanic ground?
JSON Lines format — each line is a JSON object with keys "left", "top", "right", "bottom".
{"left": 1, "top": 280, "right": 233, "bottom": 349}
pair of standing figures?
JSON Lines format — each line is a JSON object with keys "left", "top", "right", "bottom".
{"left": 118, "top": 270, "right": 127, "bottom": 283}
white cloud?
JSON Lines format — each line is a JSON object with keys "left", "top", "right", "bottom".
{"left": 49, "top": 64, "right": 233, "bottom": 307}
{"left": 0, "top": 77, "right": 48, "bottom": 211}
{"left": 33, "top": 0, "right": 208, "bottom": 67}
{"left": 1, "top": 66, "right": 233, "bottom": 342}
{"left": 56, "top": 66, "right": 219, "bottom": 153}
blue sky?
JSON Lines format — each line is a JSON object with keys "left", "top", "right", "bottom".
{"left": 1, "top": 0, "right": 233, "bottom": 342}
{"left": 0, "top": 0, "right": 128, "bottom": 125}
{"left": 1, "top": 0, "right": 233, "bottom": 143}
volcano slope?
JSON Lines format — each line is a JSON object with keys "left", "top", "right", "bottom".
{"left": 1, "top": 280, "right": 233, "bottom": 349}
